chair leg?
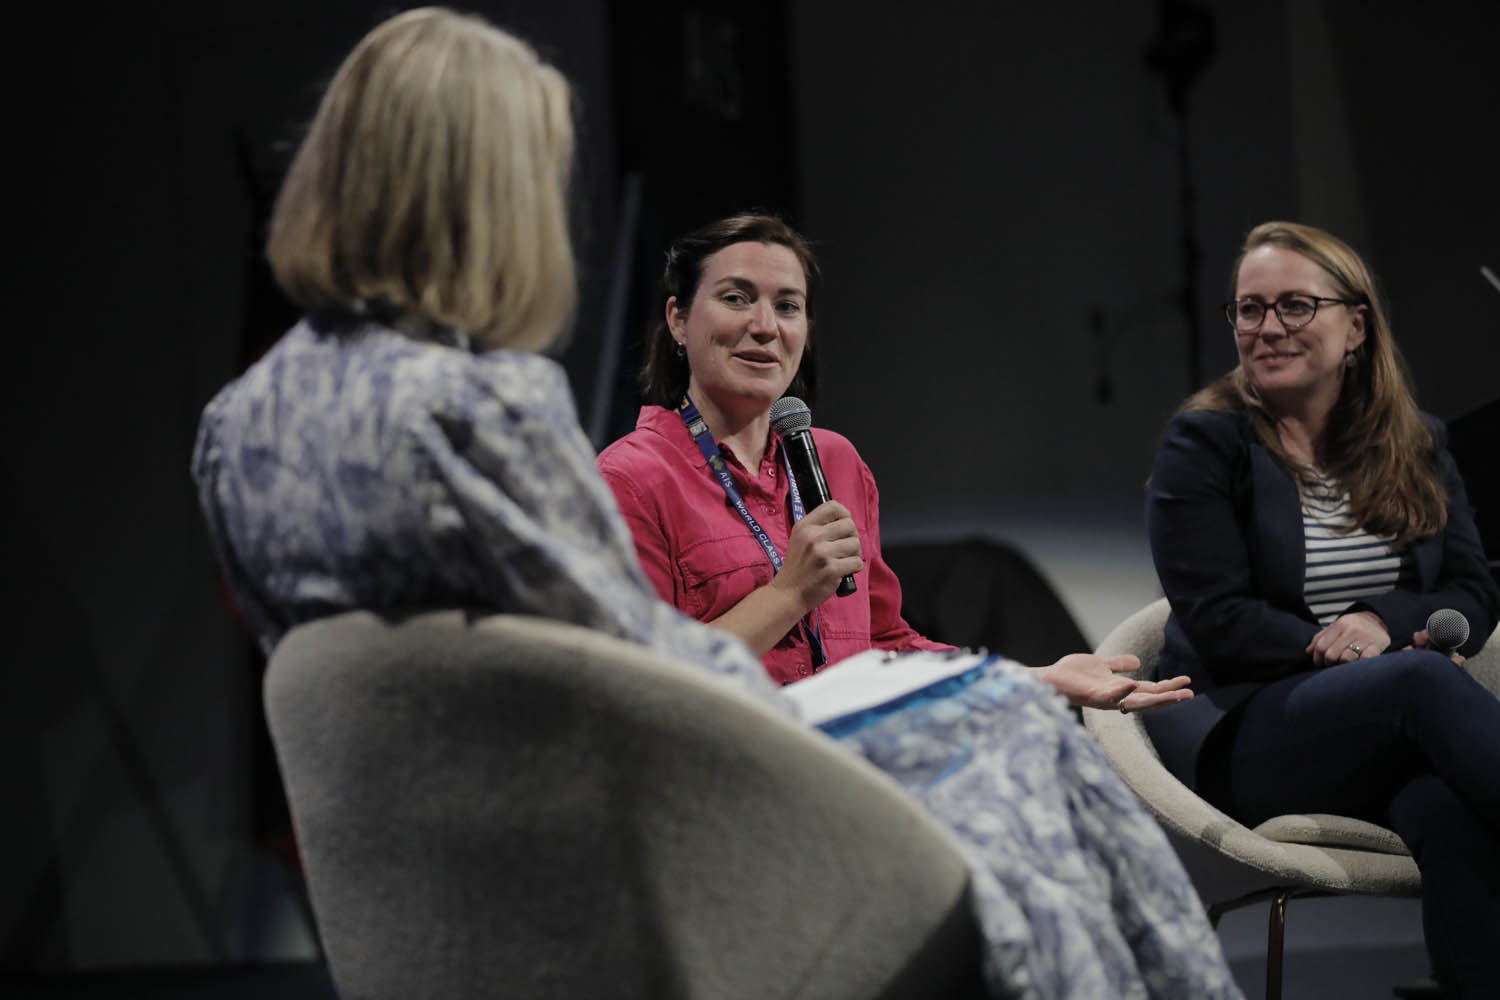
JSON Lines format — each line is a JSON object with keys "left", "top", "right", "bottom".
{"left": 1208, "top": 885, "right": 1331, "bottom": 1000}
{"left": 1265, "top": 890, "right": 1289, "bottom": 1000}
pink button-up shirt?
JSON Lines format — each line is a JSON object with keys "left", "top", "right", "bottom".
{"left": 598, "top": 406, "right": 949, "bottom": 684}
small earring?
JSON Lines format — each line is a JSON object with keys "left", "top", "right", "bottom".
{"left": 1344, "top": 350, "right": 1356, "bottom": 369}
{"left": 675, "top": 342, "right": 685, "bottom": 358}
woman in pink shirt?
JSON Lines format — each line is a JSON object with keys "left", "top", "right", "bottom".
{"left": 598, "top": 213, "right": 1189, "bottom": 711}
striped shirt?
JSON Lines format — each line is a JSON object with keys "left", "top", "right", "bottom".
{"left": 1300, "top": 471, "right": 1416, "bottom": 624}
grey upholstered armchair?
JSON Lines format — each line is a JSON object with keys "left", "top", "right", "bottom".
{"left": 1082, "top": 597, "right": 1500, "bottom": 1000}
{"left": 264, "top": 610, "right": 988, "bottom": 1000}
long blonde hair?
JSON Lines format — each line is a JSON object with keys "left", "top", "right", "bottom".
{"left": 267, "top": 7, "right": 575, "bottom": 352}
{"left": 1186, "top": 221, "right": 1445, "bottom": 546}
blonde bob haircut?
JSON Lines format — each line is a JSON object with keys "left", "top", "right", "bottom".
{"left": 1186, "top": 220, "right": 1445, "bottom": 546}
{"left": 267, "top": 7, "right": 575, "bottom": 352}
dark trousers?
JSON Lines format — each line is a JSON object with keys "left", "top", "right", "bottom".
{"left": 1201, "top": 649, "right": 1500, "bottom": 999}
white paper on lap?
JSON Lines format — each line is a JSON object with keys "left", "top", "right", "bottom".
{"left": 784, "top": 648, "right": 1008, "bottom": 728}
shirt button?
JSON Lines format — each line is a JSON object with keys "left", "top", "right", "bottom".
{"left": 797, "top": 664, "right": 809, "bottom": 677}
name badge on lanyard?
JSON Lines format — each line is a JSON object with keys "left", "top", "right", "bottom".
{"left": 678, "top": 397, "right": 827, "bottom": 667}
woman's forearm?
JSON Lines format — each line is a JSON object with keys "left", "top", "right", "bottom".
{"left": 707, "top": 580, "right": 812, "bottom": 657}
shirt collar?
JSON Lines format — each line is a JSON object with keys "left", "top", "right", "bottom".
{"left": 636, "top": 404, "right": 782, "bottom": 473}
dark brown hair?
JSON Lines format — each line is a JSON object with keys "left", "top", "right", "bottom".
{"left": 639, "top": 213, "right": 820, "bottom": 408}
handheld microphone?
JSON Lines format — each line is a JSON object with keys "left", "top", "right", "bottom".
{"left": 1425, "top": 609, "right": 1470, "bottom": 654}
{"left": 769, "top": 396, "right": 857, "bottom": 598}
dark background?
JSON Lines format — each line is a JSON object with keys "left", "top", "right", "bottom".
{"left": 5, "top": 0, "right": 1496, "bottom": 973}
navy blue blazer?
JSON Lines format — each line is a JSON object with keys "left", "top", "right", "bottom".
{"left": 1143, "top": 407, "right": 1499, "bottom": 790}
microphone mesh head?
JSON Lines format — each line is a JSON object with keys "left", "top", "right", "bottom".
{"left": 1425, "top": 608, "right": 1470, "bottom": 651}
{"left": 769, "top": 396, "right": 812, "bottom": 434}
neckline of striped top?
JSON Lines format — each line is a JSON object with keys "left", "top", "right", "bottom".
{"left": 1298, "top": 473, "right": 1414, "bottom": 625}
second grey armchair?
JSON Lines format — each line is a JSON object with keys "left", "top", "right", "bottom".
{"left": 1082, "top": 598, "right": 1500, "bottom": 1000}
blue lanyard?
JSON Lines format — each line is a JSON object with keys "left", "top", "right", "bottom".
{"left": 677, "top": 397, "right": 826, "bottom": 667}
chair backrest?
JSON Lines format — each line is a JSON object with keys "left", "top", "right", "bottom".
{"left": 264, "top": 610, "right": 983, "bottom": 1000}
{"left": 1467, "top": 621, "right": 1500, "bottom": 696}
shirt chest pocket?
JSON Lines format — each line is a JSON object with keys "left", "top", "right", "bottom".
{"left": 677, "top": 533, "right": 777, "bottom": 622}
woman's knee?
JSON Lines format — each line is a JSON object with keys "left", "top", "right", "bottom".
{"left": 1363, "top": 648, "right": 1467, "bottom": 703}
{"left": 1373, "top": 646, "right": 1452, "bottom": 674}
{"left": 1389, "top": 775, "right": 1497, "bottom": 870}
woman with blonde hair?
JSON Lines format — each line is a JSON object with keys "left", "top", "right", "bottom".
{"left": 1146, "top": 221, "right": 1500, "bottom": 996}
{"left": 266, "top": 5, "right": 576, "bottom": 354}
{"left": 193, "top": 9, "right": 1240, "bottom": 996}
{"left": 195, "top": 7, "right": 602, "bottom": 653}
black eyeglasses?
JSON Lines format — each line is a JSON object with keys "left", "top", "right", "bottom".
{"left": 1223, "top": 294, "right": 1355, "bottom": 334}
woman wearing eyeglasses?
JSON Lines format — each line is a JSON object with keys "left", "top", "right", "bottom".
{"left": 1144, "top": 220, "right": 1500, "bottom": 995}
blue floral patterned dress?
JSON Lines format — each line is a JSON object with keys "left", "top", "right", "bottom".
{"left": 192, "top": 317, "right": 1241, "bottom": 999}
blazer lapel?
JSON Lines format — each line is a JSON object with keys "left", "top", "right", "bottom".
{"left": 1410, "top": 530, "right": 1442, "bottom": 589}
{"left": 1250, "top": 444, "right": 1310, "bottom": 614}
